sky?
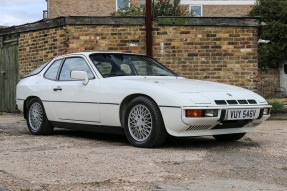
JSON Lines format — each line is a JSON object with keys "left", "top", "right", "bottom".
{"left": 0, "top": 0, "right": 47, "bottom": 27}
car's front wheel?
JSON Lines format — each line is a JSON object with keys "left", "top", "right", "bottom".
{"left": 27, "top": 98, "right": 54, "bottom": 135}
{"left": 213, "top": 133, "right": 246, "bottom": 142}
{"left": 124, "top": 96, "right": 167, "bottom": 148}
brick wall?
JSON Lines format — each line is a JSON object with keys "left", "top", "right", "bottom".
{"left": 152, "top": 24, "right": 258, "bottom": 90}
{"left": 16, "top": 16, "right": 260, "bottom": 91}
{"left": 257, "top": 69, "right": 280, "bottom": 96}
{"left": 64, "top": 25, "right": 146, "bottom": 54}
{"left": 203, "top": 5, "right": 253, "bottom": 17}
{"left": 48, "top": 0, "right": 140, "bottom": 18}
{"left": 18, "top": 27, "right": 68, "bottom": 76}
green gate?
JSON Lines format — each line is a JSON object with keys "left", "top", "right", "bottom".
{"left": 0, "top": 44, "right": 19, "bottom": 112}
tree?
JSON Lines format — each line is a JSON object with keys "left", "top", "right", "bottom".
{"left": 111, "top": 0, "right": 191, "bottom": 17}
{"left": 249, "top": 0, "right": 287, "bottom": 68}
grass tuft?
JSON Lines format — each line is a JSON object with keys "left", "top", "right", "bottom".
{"left": 282, "top": 167, "right": 287, "bottom": 171}
{"left": 269, "top": 101, "right": 285, "bottom": 114}
{"left": 271, "top": 118, "right": 287, "bottom": 121}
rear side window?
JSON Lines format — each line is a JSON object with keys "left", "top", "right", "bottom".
{"left": 25, "top": 62, "right": 49, "bottom": 77}
{"left": 59, "top": 57, "right": 95, "bottom": 81}
{"left": 44, "top": 59, "right": 63, "bottom": 80}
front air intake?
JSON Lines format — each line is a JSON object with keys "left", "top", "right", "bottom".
{"left": 215, "top": 99, "right": 257, "bottom": 105}
{"left": 186, "top": 125, "right": 213, "bottom": 131}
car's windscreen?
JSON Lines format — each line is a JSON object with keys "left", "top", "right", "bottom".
{"left": 89, "top": 54, "right": 177, "bottom": 78}
{"left": 27, "top": 62, "right": 49, "bottom": 76}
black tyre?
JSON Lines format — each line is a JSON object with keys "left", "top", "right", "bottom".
{"left": 27, "top": 98, "right": 54, "bottom": 135}
{"left": 124, "top": 96, "right": 167, "bottom": 148}
{"left": 213, "top": 133, "right": 246, "bottom": 142}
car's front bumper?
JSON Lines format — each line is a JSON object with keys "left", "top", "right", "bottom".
{"left": 160, "top": 105, "right": 271, "bottom": 137}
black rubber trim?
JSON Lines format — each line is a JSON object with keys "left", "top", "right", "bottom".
{"left": 257, "top": 108, "right": 264, "bottom": 119}
{"left": 58, "top": 118, "right": 100, "bottom": 123}
{"left": 212, "top": 120, "right": 251, "bottom": 130}
{"left": 42, "top": 100, "right": 119, "bottom": 105}
{"left": 50, "top": 121, "right": 124, "bottom": 135}
{"left": 158, "top": 105, "right": 181, "bottom": 108}
{"left": 99, "top": 103, "right": 120, "bottom": 105}
{"left": 218, "top": 109, "right": 226, "bottom": 121}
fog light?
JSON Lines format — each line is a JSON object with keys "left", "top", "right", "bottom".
{"left": 186, "top": 110, "right": 203, "bottom": 117}
{"left": 205, "top": 109, "right": 218, "bottom": 117}
{"left": 263, "top": 108, "right": 271, "bottom": 115}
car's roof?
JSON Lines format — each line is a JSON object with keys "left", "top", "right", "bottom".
{"left": 54, "top": 52, "right": 145, "bottom": 60}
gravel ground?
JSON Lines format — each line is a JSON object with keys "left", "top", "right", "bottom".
{"left": 0, "top": 114, "right": 286, "bottom": 191}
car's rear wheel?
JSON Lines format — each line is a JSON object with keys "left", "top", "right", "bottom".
{"left": 124, "top": 96, "right": 167, "bottom": 148}
{"left": 27, "top": 98, "right": 54, "bottom": 135}
{"left": 213, "top": 133, "right": 246, "bottom": 142}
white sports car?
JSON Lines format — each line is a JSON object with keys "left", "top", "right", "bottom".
{"left": 16, "top": 52, "right": 271, "bottom": 147}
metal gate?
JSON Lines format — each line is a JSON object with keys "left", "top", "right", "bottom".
{"left": 0, "top": 44, "right": 19, "bottom": 112}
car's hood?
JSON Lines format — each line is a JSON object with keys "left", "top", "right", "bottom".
{"left": 120, "top": 76, "right": 243, "bottom": 92}
{"left": 117, "top": 76, "right": 267, "bottom": 104}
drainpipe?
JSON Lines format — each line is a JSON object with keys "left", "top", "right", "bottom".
{"left": 146, "top": 0, "right": 153, "bottom": 57}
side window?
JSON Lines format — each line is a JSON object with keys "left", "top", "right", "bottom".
{"left": 44, "top": 59, "right": 62, "bottom": 80}
{"left": 190, "top": 5, "right": 202, "bottom": 16}
{"left": 117, "top": 0, "right": 130, "bottom": 10}
{"left": 59, "top": 57, "right": 95, "bottom": 81}
{"left": 95, "top": 62, "right": 112, "bottom": 77}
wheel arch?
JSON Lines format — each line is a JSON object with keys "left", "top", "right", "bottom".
{"left": 23, "top": 96, "right": 40, "bottom": 119}
{"left": 119, "top": 94, "right": 162, "bottom": 128}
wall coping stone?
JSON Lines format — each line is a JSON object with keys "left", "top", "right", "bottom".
{"left": 157, "top": 16, "right": 261, "bottom": 27}
{"left": 0, "top": 16, "right": 261, "bottom": 36}
{"left": 0, "top": 16, "right": 146, "bottom": 36}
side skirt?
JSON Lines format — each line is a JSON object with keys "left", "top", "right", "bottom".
{"left": 50, "top": 121, "right": 124, "bottom": 135}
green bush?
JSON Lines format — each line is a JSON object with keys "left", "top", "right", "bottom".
{"left": 111, "top": 2, "right": 143, "bottom": 16}
{"left": 248, "top": 0, "right": 287, "bottom": 68}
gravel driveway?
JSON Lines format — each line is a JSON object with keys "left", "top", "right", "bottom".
{"left": 0, "top": 114, "right": 286, "bottom": 191}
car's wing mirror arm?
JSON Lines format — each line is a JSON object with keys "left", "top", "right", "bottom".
{"left": 71, "top": 70, "right": 89, "bottom": 86}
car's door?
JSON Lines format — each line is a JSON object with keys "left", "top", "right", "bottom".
{"left": 50, "top": 56, "right": 100, "bottom": 124}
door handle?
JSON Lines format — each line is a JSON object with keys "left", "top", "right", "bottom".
{"left": 53, "top": 87, "right": 62, "bottom": 91}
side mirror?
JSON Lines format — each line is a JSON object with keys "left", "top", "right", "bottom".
{"left": 71, "top": 70, "right": 89, "bottom": 85}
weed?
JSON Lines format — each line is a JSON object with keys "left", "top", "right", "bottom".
{"left": 271, "top": 118, "right": 287, "bottom": 120}
{"left": 93, "top": 181, "right": 101, "bottom": 185}
{"left": 21, "top": 189, "right": 33, "bottom": 191}
{"left": 0, "top": 112, "right": 2, "bottom": 115}
{"left": 264, "top": 94, "right": 274, "bottom": 99}
{"left": 0, "top": 170, "right": 7, "bottom": 173}
{"left": 41, "top": 184, "right": 47, "bottom": 189}
{"left": 282, "top": 167, "right": 287, "bottom": 171}
{"left": 269, "top": 101, "right": 285, "bottom": 114}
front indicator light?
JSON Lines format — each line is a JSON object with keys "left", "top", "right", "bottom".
{"left": 186, "top": 109, "right": 218, "bottom": 118}
{"left": 186, "top": 110, "right": 203, "bottom": 117}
